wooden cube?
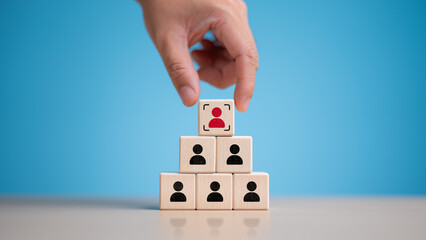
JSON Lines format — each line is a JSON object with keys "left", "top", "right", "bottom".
{"left": 180, "top": 136, "right": 216, "bottom": 173}
{"left": 196, "top": 173, "right": 233, "bottom": 210}
{"left": 160, "top": 173, "right": 196, "bottom": 210}
{"left": 217, "top": 136, "right": 252, "bottom": 173}
{"left": 233, "top": 172, "right": 269, "bottom": 210}
{"left": 199, "top": 99, "right": 234, "bottom": 136}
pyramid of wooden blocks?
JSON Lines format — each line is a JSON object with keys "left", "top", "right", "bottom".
{"left": 160, "top": 99, "right": 269, "bottom": 210}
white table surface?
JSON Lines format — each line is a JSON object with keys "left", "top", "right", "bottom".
{"left": 1, "top": 197, "right": 425, "bottom": 240}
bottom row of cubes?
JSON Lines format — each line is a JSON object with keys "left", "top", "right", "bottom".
{"left": 160, "top": 172, "right": 269, "bottom": 210}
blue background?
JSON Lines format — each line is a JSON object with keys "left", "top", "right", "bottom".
{"left": 1, "top": 0, "right": 425, "bottom": 196}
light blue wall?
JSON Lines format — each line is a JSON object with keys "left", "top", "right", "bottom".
{"left": 1, "top": 0, "right": 425, "bottom": 196}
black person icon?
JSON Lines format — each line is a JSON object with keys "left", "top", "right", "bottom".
{"left": 207, "top": 181, "right": 223, "bottom": 202}
{"left": 189, "top": 144, "right": 206, "bottom": 165}
{"left": 170, "top": 181, "right": 187, "bottom": 202}
{"left": 244, "top": 181, "right": 260, "bottom": 202}
{"left": 226, "top": 144, "right": 243, "bottom": 165}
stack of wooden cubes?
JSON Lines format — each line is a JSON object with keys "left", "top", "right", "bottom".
{"left": 160, "top": 99, "right": 269, "bottom": 210}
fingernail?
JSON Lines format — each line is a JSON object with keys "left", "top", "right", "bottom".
{"left": 179, "top": 86, "right": 196, "bottom": 106}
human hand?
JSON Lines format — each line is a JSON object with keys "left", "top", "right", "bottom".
{"left": 138, "top": 0, "right": 258, "bottom": 112}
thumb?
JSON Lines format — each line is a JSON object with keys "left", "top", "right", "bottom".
{"left": 157, "top": 34, "right": 200, "bottom": 107}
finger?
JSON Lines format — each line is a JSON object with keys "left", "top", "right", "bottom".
{"left": 191, "top": 49, "right": 236, "bottom": 89}
{"left": 199, "top": 66, "right": 236, "bottom": 89}
{"left": 191, "top": 50, "right": 213, "bottom": 67}
{"left": 211, "top": 19, "right": 258, "bottom": 112}
{"left": 192, "top": 47, "right": 230, "bottom": 69}
{"left": 200, "top": 39, "right": 216, "bottom": 50}
{"left": 157, "top": 33, "right": 200, "bottom": 107}
{"left": 200, "top": 39, "right": 233, "bottom": 60}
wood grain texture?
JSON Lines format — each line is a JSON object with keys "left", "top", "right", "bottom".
{"left": 196, "top": 173, "right": 233, "bottom": 210}
{"left": 217, "top": 136, "right": 252, "bottom": 173}
{"left": 198, "top": 99, "right": 234, "bottom": 136}
{"left": 160, "top": 173, "right": 196, "bottom": 210}
{"left": 233, "top": 172, "right": 269, "bottom": 210}
{"left": 179, "top": 136, "right": 216, "bottom": 173}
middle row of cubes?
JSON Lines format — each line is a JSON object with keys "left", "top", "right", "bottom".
{"left": 180, "top": 136, "right": 252, "bottom": 173}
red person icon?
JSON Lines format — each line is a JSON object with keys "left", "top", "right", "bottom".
{"left": 208, "top": 107, "right": 225, "bottom": 128}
